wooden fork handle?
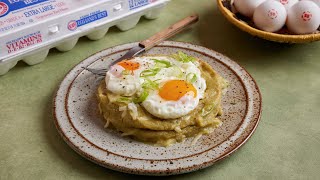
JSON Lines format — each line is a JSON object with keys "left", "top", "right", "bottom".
{"left": 139, "top": 14, "right": 199, "bottom": 50}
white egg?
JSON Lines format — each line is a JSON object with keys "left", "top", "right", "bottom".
{"left": 276, "top": 0, "right": 298, "bottom": 11}
{"left": 234, "top": 0, "right": 266, "bottom": 17}
{"left": 253, "top": 0, "right": 287, "bottom": 32}
{"left": 302, "top": 0, "right": 320, "bottom": 7}
{"left": 286, "top": 1, "right": 320, "bottom": 34}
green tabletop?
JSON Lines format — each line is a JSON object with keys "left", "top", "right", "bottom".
{"left": 1, "top": 0, "right": 320, "bottom": 179}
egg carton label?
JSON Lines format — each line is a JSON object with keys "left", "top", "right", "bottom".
{"left": 129, "top": 0, "right": 158, "bottom": 10}
{"left": 0, "top": 0, "right": 169, "bottom": 73}
{"left": 5, "top": 31, "right": 42, "bottom": 54}
{"left": 0, "top": 0, "right": 50, "bottom": 17}
{"left": 0, "top": 0, "right": 96, "bottom": 33}
{"left": 68, "top": 10, "right": 109, "bottom": 31}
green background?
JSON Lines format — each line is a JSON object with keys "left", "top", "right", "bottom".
{"left": 1, "top": 0, "right": 319, "bottom": 179}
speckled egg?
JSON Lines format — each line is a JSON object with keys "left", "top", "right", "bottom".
{"left": 253, "top": 0, "right": 287, "bottom": 32}
{"left": 286, "top": 0, "right": 320, "bottom": 34}
{"left": 234, "top": 0, "right": 266, "bottom": 17}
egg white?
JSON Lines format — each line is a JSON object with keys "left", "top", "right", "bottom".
{"left": 141, "top": 91, "right": 199, "bottom": 119}
{"left": 105, "top": 56, "right": 207, "bottom": 119}
{"left": 105, "top": 57, "right": 155, "bottom": 96}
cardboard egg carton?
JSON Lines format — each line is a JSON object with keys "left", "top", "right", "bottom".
{"left": 0, "top": 0, "right": 169, "bottom": 75}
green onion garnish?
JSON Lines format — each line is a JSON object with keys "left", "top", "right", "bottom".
{"left": 116, "top": 97, "right": 132, "bottom": 103}
{"left": 152, "top": 59, "right": 172, "bottom": 68}
{"left": 186, "top": 73, "right": 197, "bottom": 83}
{"left": 142, "top": 78, "right": 159, "bottom": 90}
{"left": 140, "top": 68, "right": 161, "bottom": 77}
{"left": 133, "top": 90, "right": 149, "bottom": 103}
{"left": 172, "top": 51, "right": 196, "bottom": 63}
{"left": 121, "top": 70, "right": 131, "bottom": 75}
{"left": 201, "top": 103, "right": 215, "bottom": 117}
{"left": 171, "top": 65, "right": 183, "bottom": 78}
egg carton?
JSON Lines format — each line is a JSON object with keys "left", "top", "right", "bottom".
{"left": 0, "top": 0, "right": 169, "bottom": 75}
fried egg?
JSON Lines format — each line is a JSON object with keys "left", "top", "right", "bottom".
{"left": 105, "top": 53, "right": 207, "bottom": 119}
{"left": 106, "top": 58, "right": 149, "bottom": 96}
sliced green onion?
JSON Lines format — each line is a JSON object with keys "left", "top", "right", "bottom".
{"left": 152, "top": 59, "right": 172, "bottom": 68}
{"left": 142, "top": 78, "right": 159, "bottom": 90}
{"left": 140, "top": 68, "right": 160, "bottom": 77}
{"left": 171, "top": 65, "right": 183, "bottom": 78}
{"left": 116, "top": 97, "right": 132, "bottom": 103}
{"left": 172, "top": 51, "right": 196, "bottom": 63}
{"left": 133, "top": 90, "right": 149, "bottom": 103}
{"left": 201, "top": 103, "right": 215, "bottom": 117}
{"left": 186, "top": 73, "right": 197, "bottom": 83}
{"left": 121, "top": 70, "right": 131, "bottom": 75}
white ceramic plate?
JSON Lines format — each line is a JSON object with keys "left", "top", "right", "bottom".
{"left": 53, "top": 41, "right": 262, "bottom": 176}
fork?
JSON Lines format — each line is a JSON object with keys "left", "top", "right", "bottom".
{"left": 82, "top": 67, "right": 109, "bottom": 76}
{"left": 82, "top": 14, "right": 199, "bottom": 76}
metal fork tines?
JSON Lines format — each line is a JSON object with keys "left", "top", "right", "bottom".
{"left": 82, "top": 46, "right": 145, "bottom": 76}
{"left": 82, "top": 67, "right": 107, "bottom": 76}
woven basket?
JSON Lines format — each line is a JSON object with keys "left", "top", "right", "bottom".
{"left": 217, "top": 0, "right": 320, "bottom": 43}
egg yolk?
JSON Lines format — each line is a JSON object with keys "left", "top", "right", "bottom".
{"left": 117, "top": 60, "right": 140, "bottom": 71}
{"left": 159, "top": 80, "right": 197, "bottom": 101}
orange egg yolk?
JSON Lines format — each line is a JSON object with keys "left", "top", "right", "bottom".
{"left": 159, "top": 80, "right": 197, "bottom": 101}
{"left": 117, "top": 60, "right": 140, "bottom": 71}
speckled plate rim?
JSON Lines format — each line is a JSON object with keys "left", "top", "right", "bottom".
{"left": 53, "top": 41, "right": 262, "bottom": 176}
